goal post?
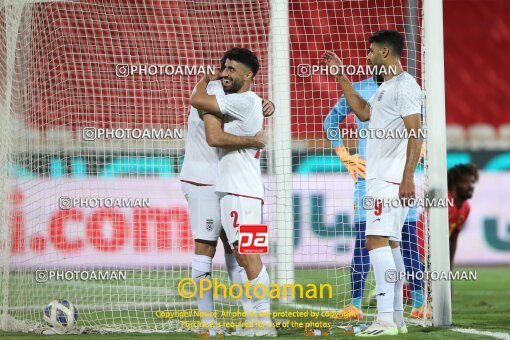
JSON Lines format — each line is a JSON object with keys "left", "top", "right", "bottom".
{"left": 0, "top": 0, "right": 22, "bottom": 330}
{"left": 423, "top": 0, "right": 452, "bottom": 327}
{"left": 270, "top": 0, "right": 295, "bottom": 304}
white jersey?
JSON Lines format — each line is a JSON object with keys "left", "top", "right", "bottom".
{"left": 179, "top": 80, "right": 225, "bottom": 185}
{"left": 366, "top": 72, "right": 422, "bottom": 183}
{"left": 215, "top": 91, "right": 264, "bottom": 200}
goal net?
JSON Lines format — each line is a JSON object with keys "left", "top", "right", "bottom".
{"left": 0, "top": 0, "right": 434, "bottom": 334}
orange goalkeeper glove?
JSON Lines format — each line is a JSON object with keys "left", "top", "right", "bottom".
{"left": 334, "top": 145, "right": 366, "bottom": 182}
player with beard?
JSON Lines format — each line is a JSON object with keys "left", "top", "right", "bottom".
{"left": 190, "top": 47, "right": 276, "bottom": 337}
{"left": 324, "top": 74, "right": 429, "bottom": 321}
{"left": 324, "top": 30, "right": 423, "bottom": 336}
{"left": 181, "top": 57, "right": 274, "bottom": 336}
{"left": 447, "top": 163, "right": 479, "bottom": 268}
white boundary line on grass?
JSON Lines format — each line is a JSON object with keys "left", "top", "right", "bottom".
{"left": 451, "top": 328, "right": 510, "bottom": 340}
{"left": 288, "top": 302, "right": 510, "bottom": 339}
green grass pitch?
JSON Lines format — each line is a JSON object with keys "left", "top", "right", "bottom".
{"left": 1, "top": 267, "right": 509, "bottom": 339}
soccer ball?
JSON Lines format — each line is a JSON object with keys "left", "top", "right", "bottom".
{"left": 43, "top": 299, "right": 78, "bottom": 329}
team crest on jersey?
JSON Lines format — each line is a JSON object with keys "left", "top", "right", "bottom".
{"left": 377, "top": 90, "right": 385, "bottom": 101}
{"left": 205, "top": 219, "right": 214, "bottom": 231}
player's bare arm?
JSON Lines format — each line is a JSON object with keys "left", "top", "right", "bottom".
{"left": 190, "top": 75, "right": 222, "bottom": 114}
{"left": 203, "top": 113, "right": 266, "bottom": 149}
{"left": 323, "top": 51, "right": 371, "bottom": 121}
{"left": 190, "top": 74, "right": 272, "bottom": 149}
{"left": 191, "top": 75, "right": 275, "bottom": 117}
{"left": 400, "top": 113, "right": 423, "bottom": 201}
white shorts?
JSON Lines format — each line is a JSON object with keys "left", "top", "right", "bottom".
{"left": 181, "top": 181, "right": 222, "bottom": 242}
{"left": 366, "top": 179, "right": 409, "bottom": 242}
{"left": 220, "top": 193, "right": 262, "bottom": 247}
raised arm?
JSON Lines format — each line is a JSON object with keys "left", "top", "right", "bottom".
{"left": 324, "top": 95, "right": 366, "bottom": 181}
{"left": 323, "top": 51, "right": 370, "bottom": 121}
{"left": 192, "top": 75, "right": 274, "bottom": 119}
{"left": 190, "top": 75, "right": 222, "bottom": 115}
{"left": 323, "top": 96, "right": 349, "bottom": 148}
{"left": 191, "top": 75, "right": 272, "bottom": 149}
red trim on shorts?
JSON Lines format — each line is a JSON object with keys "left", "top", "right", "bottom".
{"left": 383, "top": 180, "right": 401, "bottom": 185}
{"left": 226, "top": 192, "right": 264, "bottom": 204}
{"left": 180, "top": 180, "right": 214, "bottom": 187}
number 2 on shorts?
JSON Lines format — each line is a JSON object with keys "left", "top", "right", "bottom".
{"left": 230, "top": 211, "right": 239, "bottom": 228}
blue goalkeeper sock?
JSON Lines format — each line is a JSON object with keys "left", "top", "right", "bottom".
{"left": 350, "top": 222, "right": 370, "bottom": 309}
{"left": 351, "top": 297, "right": 362, "bottom": 310}
{"left": 411, "top": 290, "right": 424, "bottom": 308}
{"left": 402, "top": 221, "right": 425, "bottom": 309}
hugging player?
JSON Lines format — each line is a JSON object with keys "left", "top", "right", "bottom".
{"left": 182, "top": 47, "right": 276, "bottom": 337}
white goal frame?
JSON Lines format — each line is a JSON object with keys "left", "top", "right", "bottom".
{"left": 0, "top": 0, "right": 451, "bottom": 331}
{"left": 423, "top": 0, "right": 452, "bottom": 327}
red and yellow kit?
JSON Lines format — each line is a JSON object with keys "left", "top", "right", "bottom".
{"left": 448, "top": 192, "right": 471, "bottom": 236}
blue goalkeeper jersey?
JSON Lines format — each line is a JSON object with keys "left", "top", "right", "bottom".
{"left": 323, "top": 76, "right": 419, "bottom": 223}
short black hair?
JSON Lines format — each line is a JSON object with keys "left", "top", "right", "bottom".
{"left": 220, "top": 47, "right": 260, "bottom": 77}
{"left": 369, "top": 30, "right": 404, "bottom": 58}
{"left": 447, "top": 163, "right": 479, "bottom": 190}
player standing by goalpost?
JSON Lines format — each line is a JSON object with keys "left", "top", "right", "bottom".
{"left": 324, "top": 30, "right": 423, "bottom": 336}
{"left": 323, "top": 75, "right": 428, "bottom": 321}
{"left": 180, "top": 57, "right": 274, "bottom": 336}
{"left": 191, "top": 48, "right": 276, "bottom": 337}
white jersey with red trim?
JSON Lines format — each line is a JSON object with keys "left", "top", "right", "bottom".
{"left": 366, "top": 72, "right": 422, "bottom": 183}
{"left": 179, "top": 80, "right": 224, "bottom": 185}
{"left": 214, "top": 90, "right": 264, "bottom": 200}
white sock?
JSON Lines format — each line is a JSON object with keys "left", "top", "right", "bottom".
{"left": 224, "top": 253, "right": 255, "bottom": 318}
{"left": 246, "top": 265, "right": 272, "bottom": 328}
{"left": 192, "top": 255, "right": 215, "bottom": 326}
{"left": 369, "top": 246, "right": 396, "bottom": 325}
{"left": 391, "top": 247, "right": 405, "bottom": 326}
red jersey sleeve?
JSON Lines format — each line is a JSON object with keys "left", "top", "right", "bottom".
{"left": 449, "top": 199, "right": 471, "bottom": 236}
